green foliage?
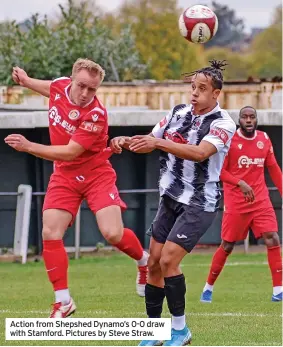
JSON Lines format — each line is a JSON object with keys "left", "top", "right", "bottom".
{"left": 248, "top": 23, "right": 282, "bottom": 78}
{"left": 107, "top": 0, "right": 205, "bottom": 80}
{"left": 204, "top": 47, "right": 252, "bottom": 80}
{"left": 204, "top": 3, "right": 282, "bottom": 80}
{"left": 0, "top": 0, "right": 281, "bottom": 83}
{"left": 0, "top": 0, "right": 147, "bottom": 84}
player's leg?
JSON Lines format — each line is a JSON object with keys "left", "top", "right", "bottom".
{"left": 161, "top": 204, "right": 217, "bottom": 346}
{"left": 201, "top": 211, "right": 250, "bottom": 303}
{"left": 138, "top": 238, "right": 165, "bottom": 346}
{"left": 201, "top": 239, "right": 234, "bottom": 303}
{"left": 251, "top": 208, "right": 282, "bottom": 301}
{"left": 85, "top": 165, "right": 148, "bottom": 296}
{"left": 95, "top": 204, "right": 148, "bottom": 270}
{"left": 42, "top": 175, "right": 82, "bottom": 317}
{"left": 138, "top": 196, "right": 176, "bottom": 346}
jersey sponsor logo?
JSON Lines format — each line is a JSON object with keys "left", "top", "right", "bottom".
{"left": 209, "top": 127, "right": 229, "bottom": 144}
{"left": 68, "top": 109, "right": 80, "bottom": 120}
{"left": 164, "top": 130, "right": 187, "bottom": 144}
{"left": 257, "top": 141, "right": 264, "bottom": 149}
{"left": 55, "top": 93, "right": 61, "bottom": 101}
{"left": 92, "top": 114, "right": 99, "bottom": 122}
{"left": 159, "top": 117, "right": 167, "bottom": 128}
{"left": 238, "top": 144, "right": 243, "bottom": 149}
{"left": 79, "top": 121, "right": 103, "bottom": 133}
{"left": 191, "top": 118, "right": 201, "bottom": 130}
{"left": 238, "top": 155, "right": 265, "bottom": 168}
{"left": 49, "top": 106, "right": 77, "bottom": 134}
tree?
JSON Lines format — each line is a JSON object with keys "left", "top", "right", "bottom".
{"left": 248, "top": 25, "right": 282, "bottom": 78}
{"left": 205, "top": 1, "right": 245, "bottom": 48}
{"left": 272, "top": 5, "right": 282, "bottom": 26}
{"left": 0, "top": 0, "right": 147, "bottom": 84}
{"left": 204, "top": 47, "right": 252, "bottom": 80}
{"left": 107, "top": 0, "right": 205, "bottom": 80}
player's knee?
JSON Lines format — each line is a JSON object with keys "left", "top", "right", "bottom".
{"left": 263, "top": 232, "right": 280, "bottom": 247}
{"left": 102, "top": 226, "right": 123, "bottom": 244}
{"left": 42, "top": 225, "right": 64, "bottom": 240}
{"left": 148, "top": 255, "right": 161, "bottom": 275}
{"left": 159, "top": 254, "right": 176, "bottom": 273}
{"left": 222, "top": 240, "right": 234, "bottom": 253}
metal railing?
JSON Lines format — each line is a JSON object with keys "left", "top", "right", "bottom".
{"left": 0, "top": 186, "right": 280, "bottom": 262}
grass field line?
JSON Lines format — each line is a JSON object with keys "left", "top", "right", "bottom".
{"left": 0, "top": 310, "right": 281, "bottom": 318}
{"left": 182, "top": 261, "right": 268, "bottom": 267}
{"left": 70, "top": 261, "right": 268, "bottom": 269}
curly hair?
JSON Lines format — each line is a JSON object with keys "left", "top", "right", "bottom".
{"left": 182, "top": 60, "right": 228, "bottom": 90}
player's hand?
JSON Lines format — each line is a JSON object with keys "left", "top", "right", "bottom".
{"left": 238, "top": 180, "right": 255, "bottom": 203}
{"left": 12, "top": 67, "right": 29, "bottom": 86}
{"left": 4, "top": 134, "right": 32, "bottom": 152}
{"left": 129, "top": 135, "right": 158, "bottom": 153}
{"left": 110, "top": 136, "right": 130, "bottom": 154}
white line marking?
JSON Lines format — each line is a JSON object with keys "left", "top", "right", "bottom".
{"left": 0, "top": 310, "right": 281, "bottom": 318}
{"left": 182, "top": 261, "right": 268, "bottom": 267}
{"left": 69, "top": 261, "right": 268, "bottom": 270}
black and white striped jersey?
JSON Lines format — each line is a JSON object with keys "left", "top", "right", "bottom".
{"left": 152, "top": 103, "right": 236, "bottom": 212}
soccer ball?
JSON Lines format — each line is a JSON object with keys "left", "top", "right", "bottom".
{"left": 178, "top": 5, "right": 218, "bottom": 44}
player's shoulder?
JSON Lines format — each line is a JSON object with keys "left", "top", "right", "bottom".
{"left": 172, "top": 103, "right": 191, "bottom": 115}
{"left": 211, "top": 108, "right": 236, "bottom": 133}
{"left": 256, "top": 130, "right": 270, "bottom": 141}
{"left": 84, "top": 96, "right": 107, "bottom": 122}
{"left": 51, "top": 77, "right": 71, "bottom": 90}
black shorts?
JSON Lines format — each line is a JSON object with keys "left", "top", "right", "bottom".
{"left": 147, "top": 195, "right": 217, "bottom": 253}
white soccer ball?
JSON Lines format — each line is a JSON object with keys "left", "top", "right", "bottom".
{"left": 178, "top": 5, "right": 218, "bottom": 44}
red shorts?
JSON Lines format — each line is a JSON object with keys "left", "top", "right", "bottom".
{"left": 43, "top": 162, "right": 126, "bottom": 225}
{"left": 221, "top": 208, "right": 278, "bottom": 242}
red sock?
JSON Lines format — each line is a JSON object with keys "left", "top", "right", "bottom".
{"left": 207, "top": 246, "right": 230, "bottom": 285}
{"left": 42, "top": 240, "right": 68, "bottom": 291}
{"left": 114, "top": 228, "right": 143, "bottom": 261}
{"left": 267, "top": 246, "right": 282, "bottom": 287}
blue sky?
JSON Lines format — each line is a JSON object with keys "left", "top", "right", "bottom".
{"left": 0, "top": 0, "right": 280, "bottom": 32}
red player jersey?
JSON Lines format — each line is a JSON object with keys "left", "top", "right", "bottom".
{"left": 48, "top": 77, "right": 111, "bottom": 171}
{"left": 221, "top": 128, "right": 280, "bottom": 213}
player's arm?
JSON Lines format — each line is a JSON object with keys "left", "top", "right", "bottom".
{"left": 130, "top": 135, "right": 217, "bottom": 161}
{"left": 110, "top": 136, "right": 132, "bottom": 153}
{"left": 4, "top": 134, "right": 85, "bottom": 161}
{"left": 220, "top": 154, "right": 255, "bottom": 203}
{"left": 110, "top": 133, "right": 155, "bottom": 154}
{"left": 110, "top": 108, "right": 172, "bottom": 154}
{"left": 265, "top": 140, "right": 282, "bottom": 196}
{"left": 12, "top": 67, "right": 51, "bottom": 98}
{"left": 130, "top": 117, "right": 236, "bottom": 162}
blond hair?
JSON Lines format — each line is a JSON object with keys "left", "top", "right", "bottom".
{"left": 72, "top": 58, "right": 105, "bottom": 82}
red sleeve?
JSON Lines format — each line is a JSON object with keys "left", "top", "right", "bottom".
{"left": 71, "top": 111, "right": 106, "bottom": 150}
{"left": 268, "top": 163, "right": 282, "bottom": 196}
{"left": 220, "top": 153, "right": 241, "bottom": 186}
{"left": 265, "top": 139, "right": 277, "bottom": 167}
{"left": 265, "top": 138, "right": 282, "bottom": 196}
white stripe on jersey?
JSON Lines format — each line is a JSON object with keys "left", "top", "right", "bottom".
{"left": 178, "top": 117, "right": 200, "bottom": 204}
{"left": 52, "top": 76, "right": 70, "bottom": 83}
{"left": 159, "top": 153, "right": 177, "bottom": 195}
{"left": 90, "top": 107, "right": 105, "bottom": 115}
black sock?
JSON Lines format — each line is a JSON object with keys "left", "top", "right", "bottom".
{"left": 145, "top": 283, "right": 165, "bottom": 318}
{"left": 164, "top": 274, "right": 186, "bottom": 316}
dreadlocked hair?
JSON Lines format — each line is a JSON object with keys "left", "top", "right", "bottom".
{"left": 182, "top": 60, "right": 228, "bottom": 90}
